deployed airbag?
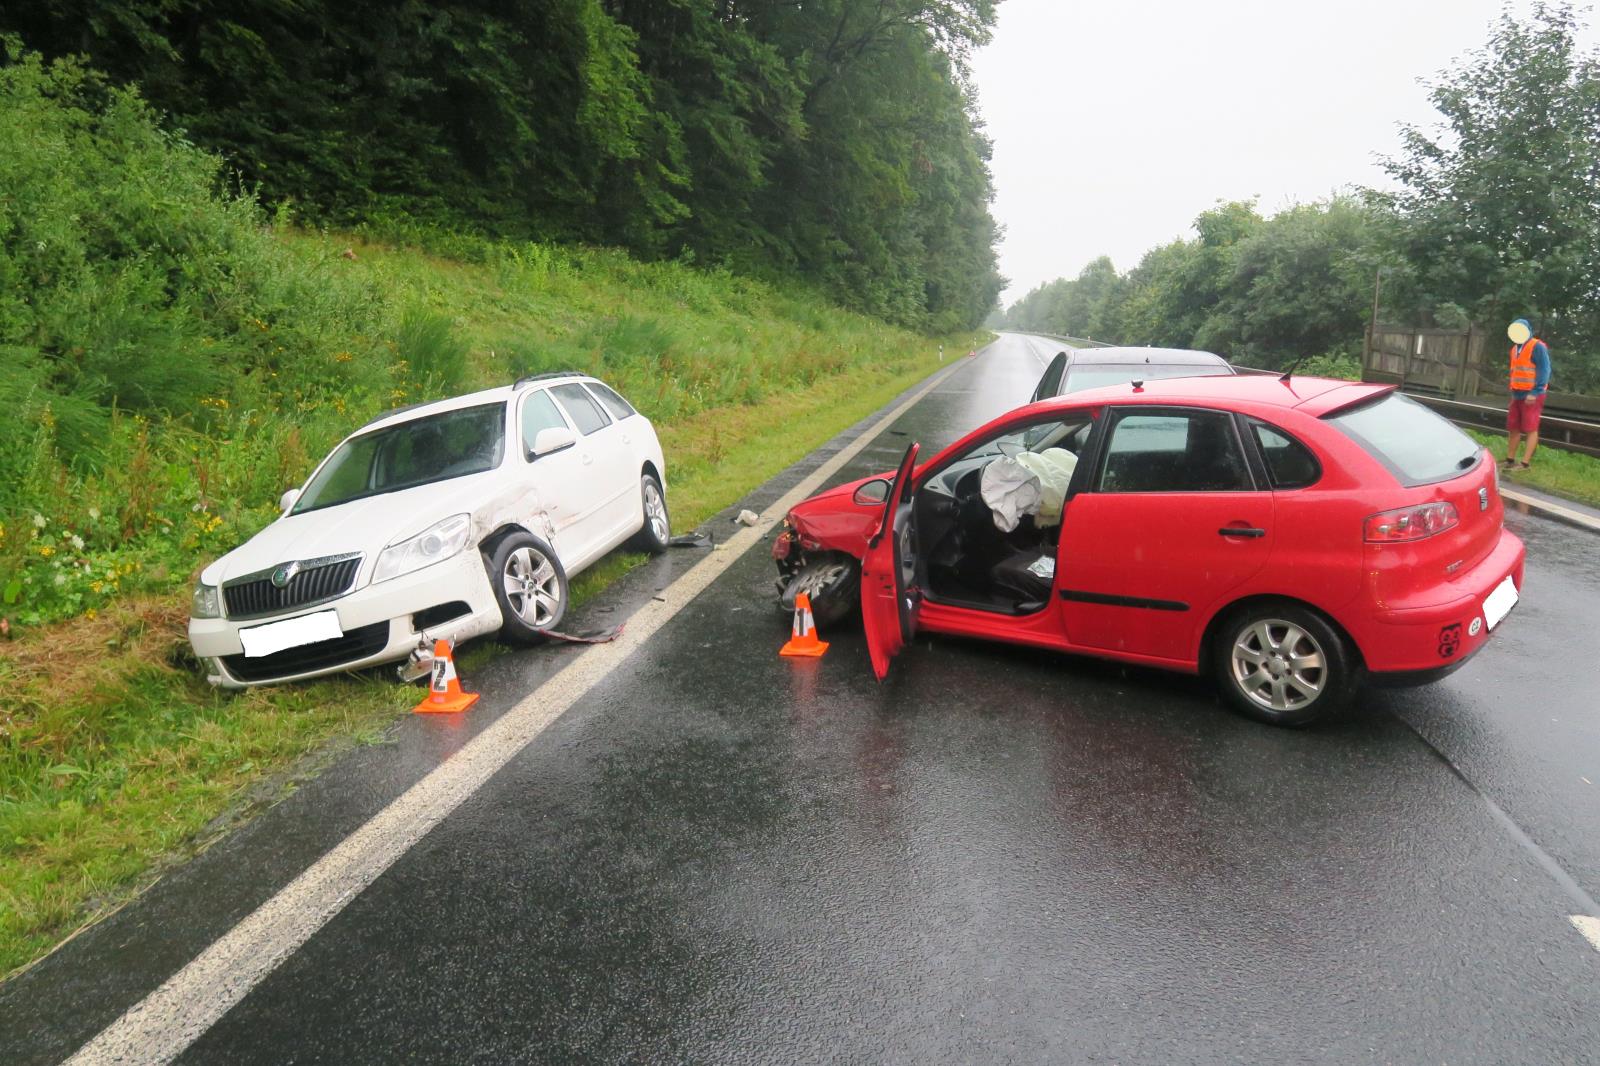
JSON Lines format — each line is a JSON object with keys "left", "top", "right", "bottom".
{"left": 980, "top": 448, "right": 1078, "bottom": 531}
{"left": 1015, "top": 448, "right": 1077, "bottom": 527}
{"left": 980, "top": 456, "right": 1040, "bottom": 532}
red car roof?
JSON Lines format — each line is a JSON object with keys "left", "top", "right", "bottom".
{"left": 1032, "top": 372, "right": 1394, "bottom": 416}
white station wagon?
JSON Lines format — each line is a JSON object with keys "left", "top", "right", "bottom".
{"left": 188, "top": 373, "right": 669, "bottom": 687}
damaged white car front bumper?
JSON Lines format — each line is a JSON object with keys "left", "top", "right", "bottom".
{"left": 188, "top": 548, "right": 503, "bottom": 689}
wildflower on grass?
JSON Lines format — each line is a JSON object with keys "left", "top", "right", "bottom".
{"left": 33, "top": 514, "right": 47, "bottom": 529}
{"left": 88, "top": 507, "right": 100, "bottom": 520}
{"left": 38, "top": 545, "right": 54, "bottom": 558}
{"left": 55, "top": 574, "right": 66, "bottom": 587}
{"left": 70, "top": 534, "right": 85, "bottom": 551}
{"left": 85, "top": 608, "right": 97, "bottom": 620}
{"left": 90, "top": 581, "right": 103, "bottom": 593}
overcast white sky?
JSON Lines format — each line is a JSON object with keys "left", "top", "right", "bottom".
{"left": 972, "top": 0, "right": 1599, "bottom": 307}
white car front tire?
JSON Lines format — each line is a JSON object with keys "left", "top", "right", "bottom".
{"left": 488, "top": 532, "right": 568, "bottom": 643}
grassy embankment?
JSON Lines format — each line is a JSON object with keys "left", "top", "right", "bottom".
{"left": 1461, "top": 428, "right": 1600, "bottom": 508}
{"left": 0, "top": 49, "right": 985, "bottom": 978}
{"left": 0, "top": 229, "right": 981, "bottom": 977}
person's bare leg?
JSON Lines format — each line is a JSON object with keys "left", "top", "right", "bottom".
{"left": 1506, "top": 429, "right": 1523, "bottom": 462}
{"left": 1521, "top": 429, "right": 1539, "bottom": 465}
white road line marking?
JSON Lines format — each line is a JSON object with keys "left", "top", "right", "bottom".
{"left": 1500, "top": 486, "right": 1600, "bottom": 533}
{"left": 1571, "top": 915, "right": 1600, "bottom": 953}
{"left": 64, "top": 360, "right": 970, "bottom": 1066}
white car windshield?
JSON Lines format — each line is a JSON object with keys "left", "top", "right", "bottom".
{"left": 294, "top": 402, "right": 507, "bottom": 513}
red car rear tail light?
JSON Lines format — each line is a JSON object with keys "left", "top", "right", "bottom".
{"left": 771, "top": 529, "right": 794, "bottom": 560}
{"left": 1364, "top": 502, "right": 1459, "bottom": 543}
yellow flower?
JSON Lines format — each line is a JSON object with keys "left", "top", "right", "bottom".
{"left": 85, "top": 608, "right": 97, "bottom": 620}
{"left": 38, "top": 545, "right": 54, "bottom": 558}
{"left": 90, "top": 580, "right": 103, "bottom": 593}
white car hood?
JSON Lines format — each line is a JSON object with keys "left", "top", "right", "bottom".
{"left": 202, "top": 472, "right": 509, "bottom": 586}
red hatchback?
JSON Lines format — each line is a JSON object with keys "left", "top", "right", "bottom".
{"left": 772, "top": 375, "right": 1525, "bottom": 725}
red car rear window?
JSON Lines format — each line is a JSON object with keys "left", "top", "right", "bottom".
{"left": 1326, "top": 393, "right": 1481, "bottom": 486}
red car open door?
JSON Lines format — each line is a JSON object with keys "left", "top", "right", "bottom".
{"left": 860, "top": 443, "right": 921, "bottom": 680}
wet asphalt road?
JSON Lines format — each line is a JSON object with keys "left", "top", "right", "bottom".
{"left": 4, "top": 333, "right": 1599, "bottom": 1064}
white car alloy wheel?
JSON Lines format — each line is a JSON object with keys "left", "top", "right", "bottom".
{"left": 489, "top": 532, "right": 568, "bottom": 644}
{"left": 644, "top": 479, "right": 669, "bottom": 545}
{"left": 628, "top": 473, "right": 671, "bottom": 554}
{"left": 504, "top": 546, "right": 562, "bottom": 628}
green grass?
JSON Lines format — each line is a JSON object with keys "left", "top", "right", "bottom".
{"left": 1464, "top": 428, "right": 1600, "bottom": 508}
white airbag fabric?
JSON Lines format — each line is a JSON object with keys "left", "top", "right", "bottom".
{"left": 980, "top": 457, "right": 1040, "bottom": 532}
{"left": 1015, "top": 448, "right": 1078, "bottom": 527}
{"left": 980, "top": 448, "right": 1078, "bottom": 531}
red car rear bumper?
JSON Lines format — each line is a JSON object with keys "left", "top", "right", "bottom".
{"left": 1352, "top": 528, "right": 1526, "bottom": 677}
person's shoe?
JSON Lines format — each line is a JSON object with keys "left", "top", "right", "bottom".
{"left": 1501, "top": 456, "right": 1517, "bottom": 467}
{"left": 1518, "top": 461, "right": 1532, "bottom": 469}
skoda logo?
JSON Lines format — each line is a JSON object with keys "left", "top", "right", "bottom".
{"left": 271, "top": 562, "right": 299, "bottom": 588}
{"left": 1479, "top": 487, "right": 1489, "bottom": 511}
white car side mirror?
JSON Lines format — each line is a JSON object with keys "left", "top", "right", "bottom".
{"left": 279, "top": 487, "right": 302, "bottom": 513}
{"left": 532, "top": 426, "right": 578, "bottom": 457}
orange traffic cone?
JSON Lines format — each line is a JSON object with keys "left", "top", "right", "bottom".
{"left": 413, "top": 639, "right": 480, "bottom": 714}
{"left": 780, "top": 592, "right": 829, "bottom": 658}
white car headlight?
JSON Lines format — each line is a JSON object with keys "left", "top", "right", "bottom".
{"left": 192, "top": 581, "right": 222, "bottom": 619}
{"left": 373, "top": 513, "right": 472, "bottom": 583}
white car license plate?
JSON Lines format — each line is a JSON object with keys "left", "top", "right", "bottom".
{"left": 1482, "top": 575, "right": 1518, "bottom": 631}
{"left": 239, "top": 609, "right": 343, "bottom": 658}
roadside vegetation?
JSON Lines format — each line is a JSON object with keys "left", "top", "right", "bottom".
{"left": 996, "top": 3, "right": 1600, "bottom": 394}
{"left": 1463, "top": 429, "right": 1600, "bottom": 509}
{"left": 0, "top": 50, "right": 982, "bottom": 978}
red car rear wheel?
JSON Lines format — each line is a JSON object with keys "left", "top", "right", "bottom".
{"left": 1212, "top": 602, "right": 1356, "bottom": 727}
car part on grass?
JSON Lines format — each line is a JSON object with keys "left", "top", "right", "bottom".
{"left": 667, "top": 531, "right": 713, "bottom": 548}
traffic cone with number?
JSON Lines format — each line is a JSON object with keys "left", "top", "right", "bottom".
{"left": 413, "top": 638, "right": 479, "bottom": 714}
{"left": 780, "top": 592, "right": 829, "bottom": 658}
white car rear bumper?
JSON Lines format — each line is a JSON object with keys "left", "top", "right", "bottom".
{"left": 188, "top": 549, "right": 502, "bottom": 688}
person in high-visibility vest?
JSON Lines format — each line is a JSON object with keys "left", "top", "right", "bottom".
{"left": 1504, "top": 318, "right": 1552, "bottom": 469}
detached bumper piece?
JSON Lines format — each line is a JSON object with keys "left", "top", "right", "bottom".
{"left": 220, "top": 620, "right": 390, "bottom": 683}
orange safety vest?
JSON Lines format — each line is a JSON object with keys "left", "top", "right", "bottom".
{"left": 1509, "top": 338, "right": 1541, "bottom": 391}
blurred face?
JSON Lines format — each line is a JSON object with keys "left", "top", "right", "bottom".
{"left": 1508, "top": 321, "right": 1532, "bottom": 344}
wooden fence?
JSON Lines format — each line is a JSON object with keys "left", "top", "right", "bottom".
{"left": 1362, "top": 323, "right": 1600, "bottom": 456}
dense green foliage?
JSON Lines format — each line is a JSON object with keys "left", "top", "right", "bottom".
{"left": 0, "top": 53, "right": 968, "bottom": 629}
{"left": 1000, "top": 3, "right": 1600, "bottom": 391}
{"left": 2, "top": 2, "right": 1003, "bottom": 331}
{"left": 1376, "top": 1, "right": 1600, "bottom": 356}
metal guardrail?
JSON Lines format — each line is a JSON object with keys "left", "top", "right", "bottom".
{"left": 1403, "top": 393, "right": 1600, "bottom": 459}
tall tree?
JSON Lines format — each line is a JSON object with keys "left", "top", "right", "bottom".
{"left": 1377, "top": 1, "right": 1600, "bottom": 349}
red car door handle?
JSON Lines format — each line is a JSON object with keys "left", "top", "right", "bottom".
{"left": 1218, "top": 527, "right": 1266, "bottom": 538}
